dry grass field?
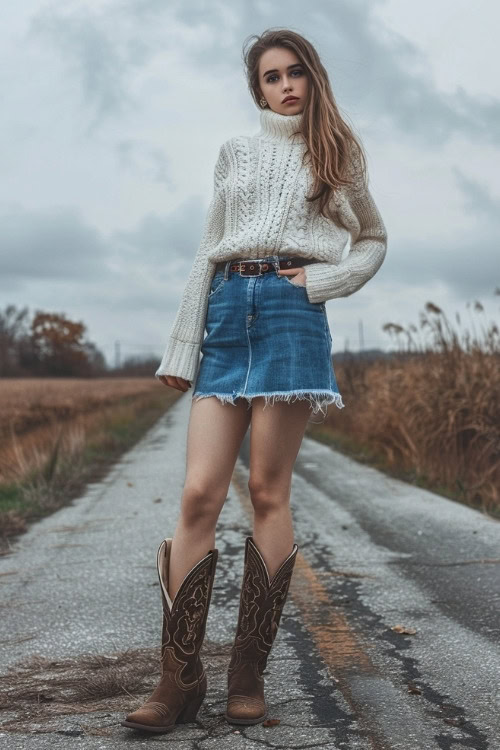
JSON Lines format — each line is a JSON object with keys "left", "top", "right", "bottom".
{"left": 312, "top": 301, "right": 500, "bottom": 516}
{"left": 0, "top": 378, "right": 162, "bottom": 449}
{"left": 0, "top": 377, "right": 181, "bottom": 546}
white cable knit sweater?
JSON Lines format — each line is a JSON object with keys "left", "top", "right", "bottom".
{"left": 155, "top": 107, "right": 388, "bottom": 382}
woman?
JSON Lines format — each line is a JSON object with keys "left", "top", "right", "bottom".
{"left": 122, "top": 28, "right": 387, "bottom": 733}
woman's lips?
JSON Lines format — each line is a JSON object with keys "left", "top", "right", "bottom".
{"left": 283, "top": 97, "right": 299, "bottom": 103}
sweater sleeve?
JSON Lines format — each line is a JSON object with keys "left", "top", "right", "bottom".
{"left": 303, "top": 150, "right": 388, "bottom": 304}
{"left": 155, "top": 143, "right": 228, "bottom": 382}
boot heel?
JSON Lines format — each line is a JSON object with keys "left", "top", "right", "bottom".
{"left": 176, "top": 693, "right": 205, "bottom": 723}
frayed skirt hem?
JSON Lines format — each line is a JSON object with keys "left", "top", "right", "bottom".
{"left": 191, "top": 389, "right": 345, "bottom": 419}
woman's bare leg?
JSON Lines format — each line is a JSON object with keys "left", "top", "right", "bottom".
{"left": 247, "top": 398, "right": 312, "bottom": 578}
{"left": 169, "top": 396, "right": 252, "bottom": 600}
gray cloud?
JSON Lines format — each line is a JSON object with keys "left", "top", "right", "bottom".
{"left": 0, "top": 195, "right": 210, "bottom": 308}
{"left": 27, "top": 0, "right": 500, "bottom": 149}
{"left": 0, "top": 204, "right": 109, "bottom": 286}
{"left": 27, "top": 4, "right": 134, "bottom": 129}
{"left": 115, "top": 140, "right": 173, "bottom": 186}
{"left": 113, "top": 194, "right": 206, "bottom": 269}
{"left": 452, "top": 167, "right": 500, "bottom": 223}
{"left": 381, "top": 232, "right": 499, "bottom": 300}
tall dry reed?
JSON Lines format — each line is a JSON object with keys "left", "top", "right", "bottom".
{"left": 325, "top": 296, "right": 500, "bottom": 514}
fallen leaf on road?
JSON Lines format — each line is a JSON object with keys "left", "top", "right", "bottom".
{"left": 262, "top": 718, "right": 281, "bottom": 726}
{"left": 391, "top": 624, "right": 417, "bottom": 634}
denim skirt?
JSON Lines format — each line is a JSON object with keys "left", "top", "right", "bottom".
{"left": 192, "top": 255, "right": 344, "bottom": 421}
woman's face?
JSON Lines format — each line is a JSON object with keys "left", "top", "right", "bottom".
{"left": 258, "top": 47, "right": 308, "bottom": 116}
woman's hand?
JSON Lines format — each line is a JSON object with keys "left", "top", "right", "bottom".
{"left": 278, "top": 267, "right": 306, "bottom": 286}
{"left": 158, "top": 375, "right": 192, "bottom": 392}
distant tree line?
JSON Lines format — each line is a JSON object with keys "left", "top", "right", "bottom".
{"left": 0, "top": 304, "right": 106, "bottom": 377}
{"left": 0, "top": 304, "right": 163, "bottom": 378}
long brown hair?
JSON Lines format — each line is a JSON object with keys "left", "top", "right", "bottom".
{"left": 242, "top": 28, "right": 367, "bottom": 220}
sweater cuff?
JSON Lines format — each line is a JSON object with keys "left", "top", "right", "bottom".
{"left": 155, "top": 337, "right": 201, "bottom": 383}
{"left": 304, "top": 262, "right": 352, "bottom": 303}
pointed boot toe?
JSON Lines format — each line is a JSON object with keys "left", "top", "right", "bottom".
{"left": 122, "top": 701, "right": 175, "bottom": 733}
{"left": 225, "top": 694, "right": 268, "bottom": 724}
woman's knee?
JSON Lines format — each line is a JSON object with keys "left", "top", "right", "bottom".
{"left": 248, "top": 476, "right": 290, "bottom": 516}
{"left": 180, "top": 483, "right": 224, "bottom": 527}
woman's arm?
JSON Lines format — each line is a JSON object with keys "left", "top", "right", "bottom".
{"left": 155, "top": 143, "right": 228, "bottom": 383}
{"left": 303, "top": 151, "right": 388, "bottom": 304}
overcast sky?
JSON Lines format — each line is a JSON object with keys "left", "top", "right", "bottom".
{"left": 1, "top": 0, "right": 499, "bottom": 367}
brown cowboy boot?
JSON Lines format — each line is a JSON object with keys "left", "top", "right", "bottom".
{"left": 122, "top": 538, "right": 218, "bottom": 733}
{"left": 225, "top": 536, "right": 298, "bottom": 724}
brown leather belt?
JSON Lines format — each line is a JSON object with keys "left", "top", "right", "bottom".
{"left": 215, "top": 257, "right": 319, "bottom": 277}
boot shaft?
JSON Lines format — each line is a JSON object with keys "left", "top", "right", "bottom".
{"left": 231, "top": 537, "right": 298, "bottom": 674}
{"left": 225, "top": 537, "right": 298, "bottom": 725}
{"left": 157, "top": 539, "right": 218, "bottom": 682}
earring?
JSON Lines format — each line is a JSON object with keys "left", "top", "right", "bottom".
{"left": 259, "top": 98, "right": 267, "bottom": 108}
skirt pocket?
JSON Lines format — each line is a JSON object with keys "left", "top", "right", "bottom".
{"left": 283, "top": 275, "right": 307, "bottom": 288}
{"left": 280, "top": 274, "right": 326, "bottom": 313}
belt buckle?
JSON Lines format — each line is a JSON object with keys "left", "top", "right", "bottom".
{"left": 239, "top": 261, "right": 263, "bottom": 277}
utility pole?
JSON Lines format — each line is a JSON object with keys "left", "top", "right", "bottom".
{"left": 115, "top": 340, "right": 121, "bottom": 370}
{"left": 358, "top": 319, "right": 364, "bottom": 351}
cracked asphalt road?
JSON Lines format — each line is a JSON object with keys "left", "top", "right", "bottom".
{"left": 0, "top": 392, "right": 499, "bottom": 749}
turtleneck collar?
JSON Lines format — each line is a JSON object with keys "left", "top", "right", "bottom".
{"left": 256, "top": 107, "right": 304, "bottom": 145}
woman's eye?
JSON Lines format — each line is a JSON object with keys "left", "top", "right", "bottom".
{"left": 266, "top": 69, "right": 303, "bottom": 83}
